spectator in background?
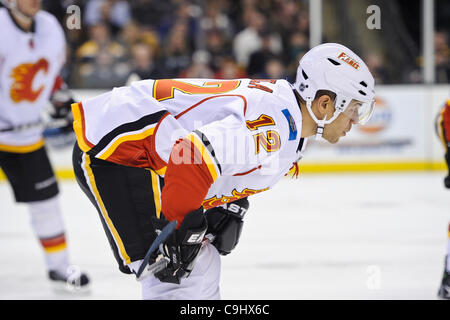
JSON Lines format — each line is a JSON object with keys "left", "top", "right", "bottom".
{"left": 232, "top": 8, "right": 266, "bottom": 68}
{"left": 272, "top": 0, "right": 299, "bottom": 35}
{"left": 435, "top": 31, "right": 450, "bottom": 83}
{"left": 75, "top": 48, "right": 130, "bottom": 88}
{"left": 261, "top": 56, "right": 287, "bottom": 79}
{"left": 84, "top": 0, "right": 131, "bottom": 35}
{"left": 287, "top": 31, "right": 309, "bottom": 63}
{"left": 128, "top": 42, "right": 164, "bottom": 81}
{"left": 73, "top": 23, "right": 128, "bottom": 87}
{"left": 172, "top": 0, "right": 201, "bottom": 46}
{"left": 75, "top": 22, "right": 127, "bottom": 63}
{"left": 52, "top": 0, "right": 316, "bottom": 88}
{"left": 199, "top": 1, "right": 234, "bottom": 42}
{"left": 284, "top": 31, "right": 309, "bottom": 82}
{"left": 204, "top": 29, "right": 233, "bottom": 73}
{"left": 118, "top": 20, "right": 142, "bottom": 48}
{"left": 214, "top": 56, "right": 247, "bottom": 79}
{"left": 178, "top": 50, "right": 215, "bottom": 78}
{"left": 271, "top": 0, "right": 306, "bottom": 46}
{"left": 130, "top": 0, "right": 172, "bottom": 30}
{"left": 156, "top": 0, "right": 201, "bottom": 51}
{"left": 118, "top": 21, "right": 161, "bottom": 60}
{"left": 365, "top": 53, "right": 391, "bottom": 84}
{"left": 163, "top": 22, "right": 193, "bottom": 77}
{"left": 247, "top": 29, "right": 283, "bottom": 77}
{"left": 294, "top": 10, "right": 310, "bottom": 38}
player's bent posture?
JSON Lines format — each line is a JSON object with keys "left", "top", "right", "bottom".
{"left": 72, "top": 43, "right": 375, "bottom": 299}
{"left": 435, "top": 99, "right": 450, "bottom": 299}
{"left": 0, "top": 0, "right": 89, "bottom": 290}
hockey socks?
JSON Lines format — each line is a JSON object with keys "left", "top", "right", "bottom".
{"left": 28, "top": 196, "right": 70, "bottom": 273}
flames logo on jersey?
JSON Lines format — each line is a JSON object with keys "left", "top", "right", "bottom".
{"left": 10, "top": 58, "right": 49, "bottom": 103}
{"left": 203, "top": 187, "right": 269, "bottom": 209}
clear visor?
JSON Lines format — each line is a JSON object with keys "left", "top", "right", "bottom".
{"left": 342, "top": 99, "right": 375, "bottom": 125}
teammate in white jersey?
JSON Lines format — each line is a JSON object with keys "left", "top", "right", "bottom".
{"left": 0, "top": 0, "right": 89, "bottom": 290}
{"left": 72, "top": 43, "right": 375, "bottom": 299}
{"left": 435, "top": 99, "right": 450, "bottom": 299}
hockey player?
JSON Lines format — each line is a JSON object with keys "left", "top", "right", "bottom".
{"left": 0, "top": 0, "right": 89, "bottom": 290}
{"left": 72, "top": 43, "right": 375, "bottom": 299}
{"left": 435, "top": 99, "right": 450, "bottom": 299}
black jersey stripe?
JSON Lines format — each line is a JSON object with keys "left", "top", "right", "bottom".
{"left": 88, "top": 110, "right": 168, "bottom": 157}
{"left": 192, "top": 129, "right": 222, "bottom": 174}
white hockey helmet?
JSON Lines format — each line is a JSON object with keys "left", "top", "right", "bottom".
{"left": 293, "top": 43, "right": 375, "bottom": 139}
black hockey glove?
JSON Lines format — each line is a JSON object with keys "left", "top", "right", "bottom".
{"left": 151, "top": 208, "right": 207, "bottom": 284}
{"left": 44, "top": 82, "right": 76, "bottom": 148}
{"left": 49, "top": 79, "right": 75, "bottom": 121}
{"left": 205, "top": 197, "right": 249, "bottom": 255}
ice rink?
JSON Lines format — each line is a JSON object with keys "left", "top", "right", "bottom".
{"left": 0, "top": 172, "right": 448, "bottom": 300}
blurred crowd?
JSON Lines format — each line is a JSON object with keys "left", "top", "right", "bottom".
{"left": 43, "top": 0, "right": 310, "bottom": 88}
{"left": 42, "top": 0, "right": 450, "bottom": 88}
{"left": 435, "top": 31, "right": 450, "bottom": 83}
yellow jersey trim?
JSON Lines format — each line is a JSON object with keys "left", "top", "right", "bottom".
{"left": 82, "top": 153, "right": 131, "bottom": 265}
{"left": 187, "top": 133, "right": 220, "bottom": 182}
{"left": 0, "top": 139, "right": 44, "bottom": 153}
{"left": 150, "top": 170, "right": 162, "bottom": 219}
{"left": 97, "top": 127, "right": 156, "bottom": 161}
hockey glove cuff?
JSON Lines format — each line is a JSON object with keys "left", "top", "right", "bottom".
{"left": 205, "top": 197, "right": 249, "bottom": 255}
{"left": 152, "top": 207, "right": 207, "bottom": 284}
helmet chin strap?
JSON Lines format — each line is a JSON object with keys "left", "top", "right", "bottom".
{"left": 305, "top": 99, "right": 339, "bottom": 140}
{"left": 315, "top": 116, "right": 327, "bottom": 140}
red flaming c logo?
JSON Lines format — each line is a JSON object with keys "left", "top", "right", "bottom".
{"left": 203, "top": 187, "right": 269, "bottom": 209}
{"left": 10, "top": 58, "right": 49, "bottom": 103}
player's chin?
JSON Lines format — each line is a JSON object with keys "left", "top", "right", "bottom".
{"left": 324, "top": 136, "right": 340, "bottom": 144}
{"left": 29, "top": 1, "right": 42, "bottom": 14}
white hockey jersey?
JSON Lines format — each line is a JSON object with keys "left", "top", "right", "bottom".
{"left": 73, "top": 78, "right": 307, "bottom": 211}
{"left": 0, "top": 8, "right": 66, "bottom": 152}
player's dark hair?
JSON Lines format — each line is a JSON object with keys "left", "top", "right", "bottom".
{"left": 314, "top": 90, "right": 336, "bottom": 101}
{"left": 294, "top": 89, "right": 336, "bottom": 106}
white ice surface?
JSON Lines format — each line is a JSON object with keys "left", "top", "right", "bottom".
{"left": 0, "top": 172, "right": 448, "bottom": 300}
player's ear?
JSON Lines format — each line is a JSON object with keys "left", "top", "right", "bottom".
{"left": 316, "top": 94, "right": 334, "bottom": 118}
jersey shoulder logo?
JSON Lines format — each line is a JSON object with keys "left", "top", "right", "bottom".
{"left": 281, "top": 109, "right": 297, "bottom": 141}
{"left": 10, "top": 58, "right": 49, "bottom": 103}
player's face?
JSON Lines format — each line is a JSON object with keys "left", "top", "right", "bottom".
{"left": 322, "top": 100, "right": 360, "bottom": 144}
{"left": 16, "top": 0, "right": 41, "bottom": 17}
